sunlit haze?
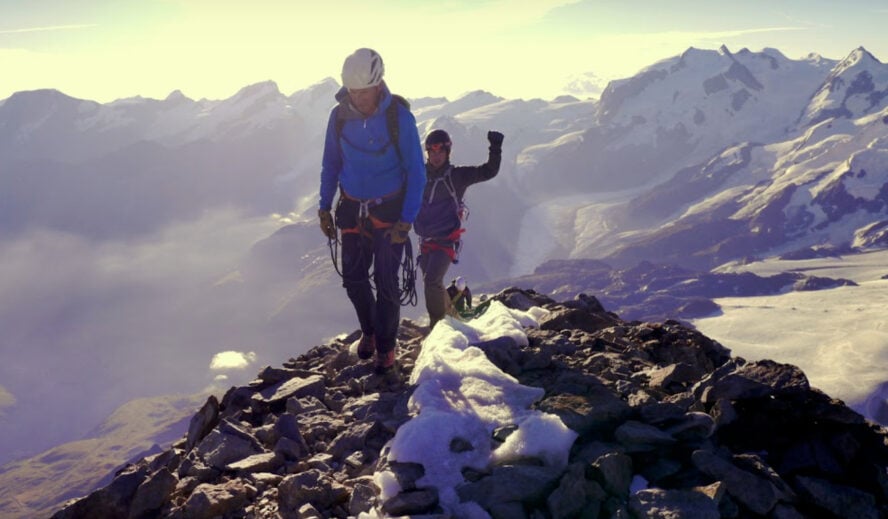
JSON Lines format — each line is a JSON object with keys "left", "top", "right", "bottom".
{"left": 2, "top": 0, "right": 887, "bottom": 102}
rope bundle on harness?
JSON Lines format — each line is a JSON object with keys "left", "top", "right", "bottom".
{"left": 326, "top": 233, "right": 417, "bottom": 307}
{"left": 325, "top": 194, "right": 417, "bottom": 307}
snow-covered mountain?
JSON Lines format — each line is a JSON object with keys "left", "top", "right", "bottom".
{"left": 7, "top": 45, "right": 882, "bottom": 275}
{"left": 501, "top": 45, "right": 888, "bottom": 273}
{"left": 512, "top": 46, "right": 837, "bottom": 199}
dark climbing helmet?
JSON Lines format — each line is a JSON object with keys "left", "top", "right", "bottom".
{"left": 425, "top": 129, "right": 452, "bottom": 153}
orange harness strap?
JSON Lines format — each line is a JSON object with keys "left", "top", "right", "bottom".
{"left": 339, "top": 188, "right": 401, "bottom": 236}
{"left": 340, "top": 215, "right": 394, "bottom": 236}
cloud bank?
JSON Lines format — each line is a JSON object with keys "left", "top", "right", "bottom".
{"left": 0, "top": 209, "right": 313, "bottom": 464}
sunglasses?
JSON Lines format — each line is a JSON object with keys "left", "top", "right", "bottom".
{"left": 426, "top": 143, "right": 450, "bottom": 153}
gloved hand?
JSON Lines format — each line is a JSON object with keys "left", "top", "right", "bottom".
{"left": 385, "top": 220, "right": 412, "bottom": 244}
{"left": 318, "top": 209, "right": 336, "bottom": 240}
{"left": 487, "top": 130, "right": 504, "bottom": 152}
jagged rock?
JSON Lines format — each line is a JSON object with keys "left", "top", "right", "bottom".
{"left": 537, "top": 388, "right": 633, "bottom": 434}
{"left": 386, "top": 461, "right": 426, "bottom": 491}
{"left": 327, "top": 421, "right": 380, "bottom": 460}
{"left": 278, "top": 470, "right": 349, "bottom": 513}
{"left": 381, "top": 488, "right": 439, "bottom": 516}
{"left": 547, "top": 462, "right": 606, "bottom": 518}
{"left": 471, "top": 336, "right": 523, "bottom": 376}
{"left": 286, "top": 395, "right": 327, "bottom": 415}
{"left": 51, "top": 464, "right": 149, "bottom": 519}
{"left": 275, "top": 412, "right": 308, "bottom": 445}
{"left": 495, "top": 287, "right": 554, "bottom": 311}
{"left": 255, "top": 365, "right": 300, "bottom": 385}
{"left": 185, "top": 396, "right": 219, "bottom": 452}
{"left": 614, "top": 420, "right": 678, "bottom": 452}
{"left": 295, "top": 502, "right": 323, "bottom": 519}
{"left": 539, "top": 305, "right": 621, "bottom": 333}
{"left": 128, "top": 467, "right": 177, "bottom": 519}
{"left": 793, "top": 475, "right": 879, "bottom": 519}
{"left": 257, "top": 374, "right": 326, "bottom": 404}
{"left": 456, "top": 465, "right": 563, "bottom": 509}
{"left": 665, "top": 411, "right": 715, "bottom": 441}
{"left": 629, "top": 487, "right": 721, "bottom": 518}
{"left": 589, "top": 452, "right": 633, "bottom": 497}
{"left": 194, "top": 419, "right": 264, "bottom": 470}
{"left": 691, "top": 449, "right": 780, "bottom": 515}
{"left": 695, "top": 359, "right": 810, "bottom": 404}
{"left": 348, "top": 481, "right": 377, "bottom": 516}
{"left": 647, "top": 362, "right": 704, "bottom": 393}
{"left": 225, "top": 452, "right": 282, "bottom": 473}
{"left": 175, "top": 480, "right": 253, "bottom": 519}
{"left": 637, "top": 401, "right": 686, "bottom": 424}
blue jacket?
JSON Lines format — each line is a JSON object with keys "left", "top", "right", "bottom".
{"left": 318, "top": 84, "right": 426, "bottom": 223}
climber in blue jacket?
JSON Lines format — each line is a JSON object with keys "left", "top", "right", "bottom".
{"left": 317, "top": 48, "right": 426, "bottom": 373}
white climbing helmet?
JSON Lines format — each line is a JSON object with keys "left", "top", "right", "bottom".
{"left": 341, "top": 48, "right": 385, "bottom": 90}
{"left": 455, "top": 276, "right": 467, "bottom": 292}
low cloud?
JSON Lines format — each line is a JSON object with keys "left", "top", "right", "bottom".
{"left": 210, "top": 350, "right": 258, "bottom": 371}
{"left": 0, "top": 209, "right": 304, "bottom": 463}
{"left": 0, "top": 385, "right": 14, "bottom": 417}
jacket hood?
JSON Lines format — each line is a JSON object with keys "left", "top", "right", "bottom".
{"left": 334, "top": 81, "right": 392, "bottom": 121}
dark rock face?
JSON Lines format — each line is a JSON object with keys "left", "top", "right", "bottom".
{"left": 52, "top": 289, "right": 888, "bottom": 519}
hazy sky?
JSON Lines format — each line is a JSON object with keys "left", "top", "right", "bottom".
{"left": 1, "top": 0, "right": 886, "bottom": 102}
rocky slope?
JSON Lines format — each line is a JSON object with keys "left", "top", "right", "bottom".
{"left": 51, "top": 289, "right": 888, "bottom": 519}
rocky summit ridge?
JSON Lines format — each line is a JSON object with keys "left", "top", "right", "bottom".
{"left": 52, "top": 289, "right": 888, "bottom": 519}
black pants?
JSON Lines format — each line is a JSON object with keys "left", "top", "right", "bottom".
{"left": 336, "top": 195, "right": 405, "bottom": 353}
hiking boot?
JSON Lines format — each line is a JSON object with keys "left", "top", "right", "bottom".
{"left": 357, "top": 334, "right": 375, "bottom": 360}
{"left": 374, "top": 349, "right": 396, "bottom": 374}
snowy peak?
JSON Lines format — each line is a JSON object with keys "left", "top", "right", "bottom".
{"left": 599, "top": 45, "right": 771, "bottom": 124}
{"left": 164, "top": 89, "right": 191, "bottom": 105}
{"left": 0, "top": 88, "right": 99, "bottom": 122}
{"left": 800, "top": 46, "right": 888, "bottom": 126}
{"left": 593, "top": 45, "right": 831, "bottom": 171}
{"left": 287, "top": 77, "right": 338, "bottom": 107}
{"left": 841, "top": 46, "right": 883, "bottom": 69}
{"left": 562, "top": 71, "right": 609, "bottom": 99}
{"left": 227, "top": 80, "right": 284, "bottom": 105}
{"left": 448, "top": 90, "right": 504, "bottom": 112}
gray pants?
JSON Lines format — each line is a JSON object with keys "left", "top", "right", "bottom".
{"left": 418, "top": 248, "right": 453, "bottom": 328}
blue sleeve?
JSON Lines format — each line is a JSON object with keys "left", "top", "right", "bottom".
{"left": 319, "top": 108, "right": 342, "bottom": 211}
{"left": 397, "top": 108, "right": 427, "bottom": 223}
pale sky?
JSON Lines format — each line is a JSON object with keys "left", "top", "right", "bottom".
{"left": 1, "top": 0, "right": 887, "bottom": 102}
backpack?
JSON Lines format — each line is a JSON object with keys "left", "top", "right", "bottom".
{"left": 334, "top": 94, "right": 409, "bottom": 163}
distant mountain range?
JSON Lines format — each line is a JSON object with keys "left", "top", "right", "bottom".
{"left": 1, "top": 44, "right": 887, "bottom": 518}
{"left": 4, "top": 45, "right": 884, "bottom": 275}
